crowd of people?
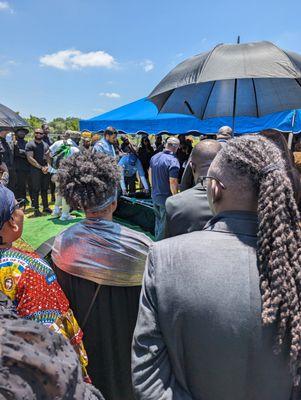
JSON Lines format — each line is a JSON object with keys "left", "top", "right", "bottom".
{"left": 0, "top": 124, "right": 193, "bottom": 221}
{"left": 1, "top": 123, "right": 301, "bottom": 399}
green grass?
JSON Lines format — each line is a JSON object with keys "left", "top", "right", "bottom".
{"left": 22, "top": 206, "right": 154, "bottom": 250}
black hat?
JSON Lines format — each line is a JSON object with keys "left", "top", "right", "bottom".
{"left": 15, "top": 127, "right": 29, "bottom": 135}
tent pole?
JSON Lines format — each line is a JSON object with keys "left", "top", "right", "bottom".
{"left": 232, "top": 79, "right": 238, "bottom": 134}
{"left": 288, "top": 132, "right": 294, "bottom": 150}
{"left": 288, "top": 110, "right": 296, "bottom": 150}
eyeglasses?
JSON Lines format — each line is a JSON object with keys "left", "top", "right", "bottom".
{"left": 199, "top": 176, "right": 227, "bottom": 189}
{"left": 11, "top": 198, "right": 26, "bottom": 214}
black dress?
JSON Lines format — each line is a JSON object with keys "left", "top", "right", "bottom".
{"left": 54, "top": 266, "right": 141, "bottom": 400}
{"left": 51, "top": 218, "right": 152, "bottom": 400}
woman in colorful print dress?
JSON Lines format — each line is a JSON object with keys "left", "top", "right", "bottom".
{"left": 0, "top": 183, "right": 90, "bottom": 382}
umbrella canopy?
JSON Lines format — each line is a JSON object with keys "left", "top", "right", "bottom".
{"left": 0, "top": 103, "right": 28, "bottom": 129}
{"left": 149, "top": 41, "right": 301, "bottom": 120}
{"left": 79, "top": 97, "right": 301, "bottom": 135}
{"left": 80, "top": 98, "right": 206, "bottom": 135}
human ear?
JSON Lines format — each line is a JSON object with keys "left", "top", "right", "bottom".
{"left": 190, "top": 161, "right": 196, "bottom": 175}
{"left": 211, "top": 180, "right": 223, "bottom": 204}
{"left": 7, "top": 218, "right": 19, "bottom": 232}
{"left": 111, "top": 200, "right": 118, "bottom": 213}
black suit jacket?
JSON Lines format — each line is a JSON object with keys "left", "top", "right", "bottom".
{"left": 165, "top": 183, "right": 212, "bottom": 238}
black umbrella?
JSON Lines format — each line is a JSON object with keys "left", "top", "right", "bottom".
{"left": 149, "top": 41, "right": 301, "bottom": 120}
{"left": 0, "top": 103, "right": 28, "bottom": 129}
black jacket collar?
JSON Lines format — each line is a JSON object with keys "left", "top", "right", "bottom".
{"left": 204, "top": 211, "right": 258, "bottom": 237}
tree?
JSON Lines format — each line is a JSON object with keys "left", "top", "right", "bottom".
{"left": 49, "top": 117, "right": 79, "bottom": 135}
{"left": 25, "top": 115, "right": 46, "bottom": 135}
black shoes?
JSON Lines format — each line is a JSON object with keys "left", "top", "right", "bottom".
{"left": 43, "top": 208, "right": 52, "bottom": 214}
{"left": 34, "top": 209, "right": 43, "bottom": 217}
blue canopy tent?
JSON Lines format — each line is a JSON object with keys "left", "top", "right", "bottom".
{"left": 80, "top": 98, "right": 301, "bottom": 135}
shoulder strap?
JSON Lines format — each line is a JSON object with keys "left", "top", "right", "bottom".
{"left": 81, "top": 284, "right": 101, "bottom": 330}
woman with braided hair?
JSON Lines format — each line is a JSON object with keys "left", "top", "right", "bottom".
{"left": 132, "top": 134, "right": 300, "bottom": 400}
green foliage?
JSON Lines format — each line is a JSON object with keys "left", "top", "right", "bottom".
{"left": 49, "top": 117, "right": 79, "bottom": 134}
{"left": 25, "top": 115, "right": 46, "bottom": 137}
{"left": 24, "top": 115, "right": 80, "bottom": 138}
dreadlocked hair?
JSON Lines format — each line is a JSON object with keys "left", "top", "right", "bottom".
{"left": 222, "top": 135, "right": 301, "bottom": 385}
{"left": 56, "top": 150, "right": 120, "bottom": 210}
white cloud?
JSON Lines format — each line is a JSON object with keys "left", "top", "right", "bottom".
{"left": 0, "top": 1, "right": 13, "bottom": 12}
{"left": 0, "top": 58, "right": 17, "bottom": 76}
{"left": 40, "top": 49, "right": 117, "bottom": 70}
{"left": 140, "top": 59, "right": 154, "bottom": 72}
{"left": 99, "top": 92, "right": 120, "bottom": 99}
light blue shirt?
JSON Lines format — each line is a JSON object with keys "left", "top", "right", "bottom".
{"left": 93, "top": 138, "right": 116, "bottom": 158}
{"left": 118, "top": 154, "right": 149, "bottom": 192}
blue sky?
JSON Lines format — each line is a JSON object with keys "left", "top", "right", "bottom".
{"left": 0, "top": 0, "right": 300, "bottom": 121}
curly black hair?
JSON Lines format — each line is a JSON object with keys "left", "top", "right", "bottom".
{"left": 56, "top": 150, "right": 120, "bottom": 210}
{"left": 212, "top": 135, "right": 301, "bottom": 386}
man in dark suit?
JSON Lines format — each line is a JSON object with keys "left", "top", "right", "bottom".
{"left": 132, "top": 135, "right": 301, "bottom": 400}
{"left": 164, "top": 139, "right": 221, "bottom": 238}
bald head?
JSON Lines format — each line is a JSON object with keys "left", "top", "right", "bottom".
{"left": 166, "top": 137, "right": 180, "bottom": 153}
{"left": 217, "top": 126, "right": 233, "bottom": 141}
{"left": 191, "top": 139, "right": 222, "bottom": 181}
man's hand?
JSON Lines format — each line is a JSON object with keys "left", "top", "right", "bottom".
{"left": 42, "top": 166, "right": 48, "bottom": 174}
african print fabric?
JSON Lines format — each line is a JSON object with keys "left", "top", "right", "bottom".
{"left": 0, "top": 247, "right": 90, "bottom": 382}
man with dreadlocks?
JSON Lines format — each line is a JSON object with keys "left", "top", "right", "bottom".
{"left": 132, "top": 134, "right": 301, "bottom": 400}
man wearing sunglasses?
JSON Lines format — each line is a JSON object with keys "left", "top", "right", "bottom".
{"left": 26, "top": 128, "right": 52, "bottom": 217}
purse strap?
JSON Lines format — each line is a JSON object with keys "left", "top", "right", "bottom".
{"left": 81, "top": 284, "right": 101, "bottom": 330}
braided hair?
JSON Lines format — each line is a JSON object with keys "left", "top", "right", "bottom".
{"left": 218, "top": 135, "right": 301, "bottom": 385}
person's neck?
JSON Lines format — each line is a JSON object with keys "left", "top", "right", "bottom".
{"left": 85, "top": 210, "right": 113, "bottom": 221}
{"left": 194, "top": 167, "right": 211, "bottom": 184}
{"left": 35, "top": 139, "right": 42, "bottom": 144}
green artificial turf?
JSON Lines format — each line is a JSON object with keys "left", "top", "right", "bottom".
{"left": 22, "top": 209, "right": 154, "bottom": 250}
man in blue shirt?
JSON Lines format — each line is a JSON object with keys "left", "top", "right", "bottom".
{"left": 118, "top": 144, "right": 149, "bottom": 194}
{"left": 150, "top": 137, "right": 180, "bottom": 240}
{"left": 93, "top": 126, "right": 117, "bottom": 158}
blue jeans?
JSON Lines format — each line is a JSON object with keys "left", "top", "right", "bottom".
{"left": 153, "top": 203, "right": 166, "bottom": 241}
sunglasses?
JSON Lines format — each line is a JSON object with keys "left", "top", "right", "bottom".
{"left": 199, "top": 176, "right": 227, "bottom": 189}
{"left": 11, "top": 198, "right": 26, "bottom": 214}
